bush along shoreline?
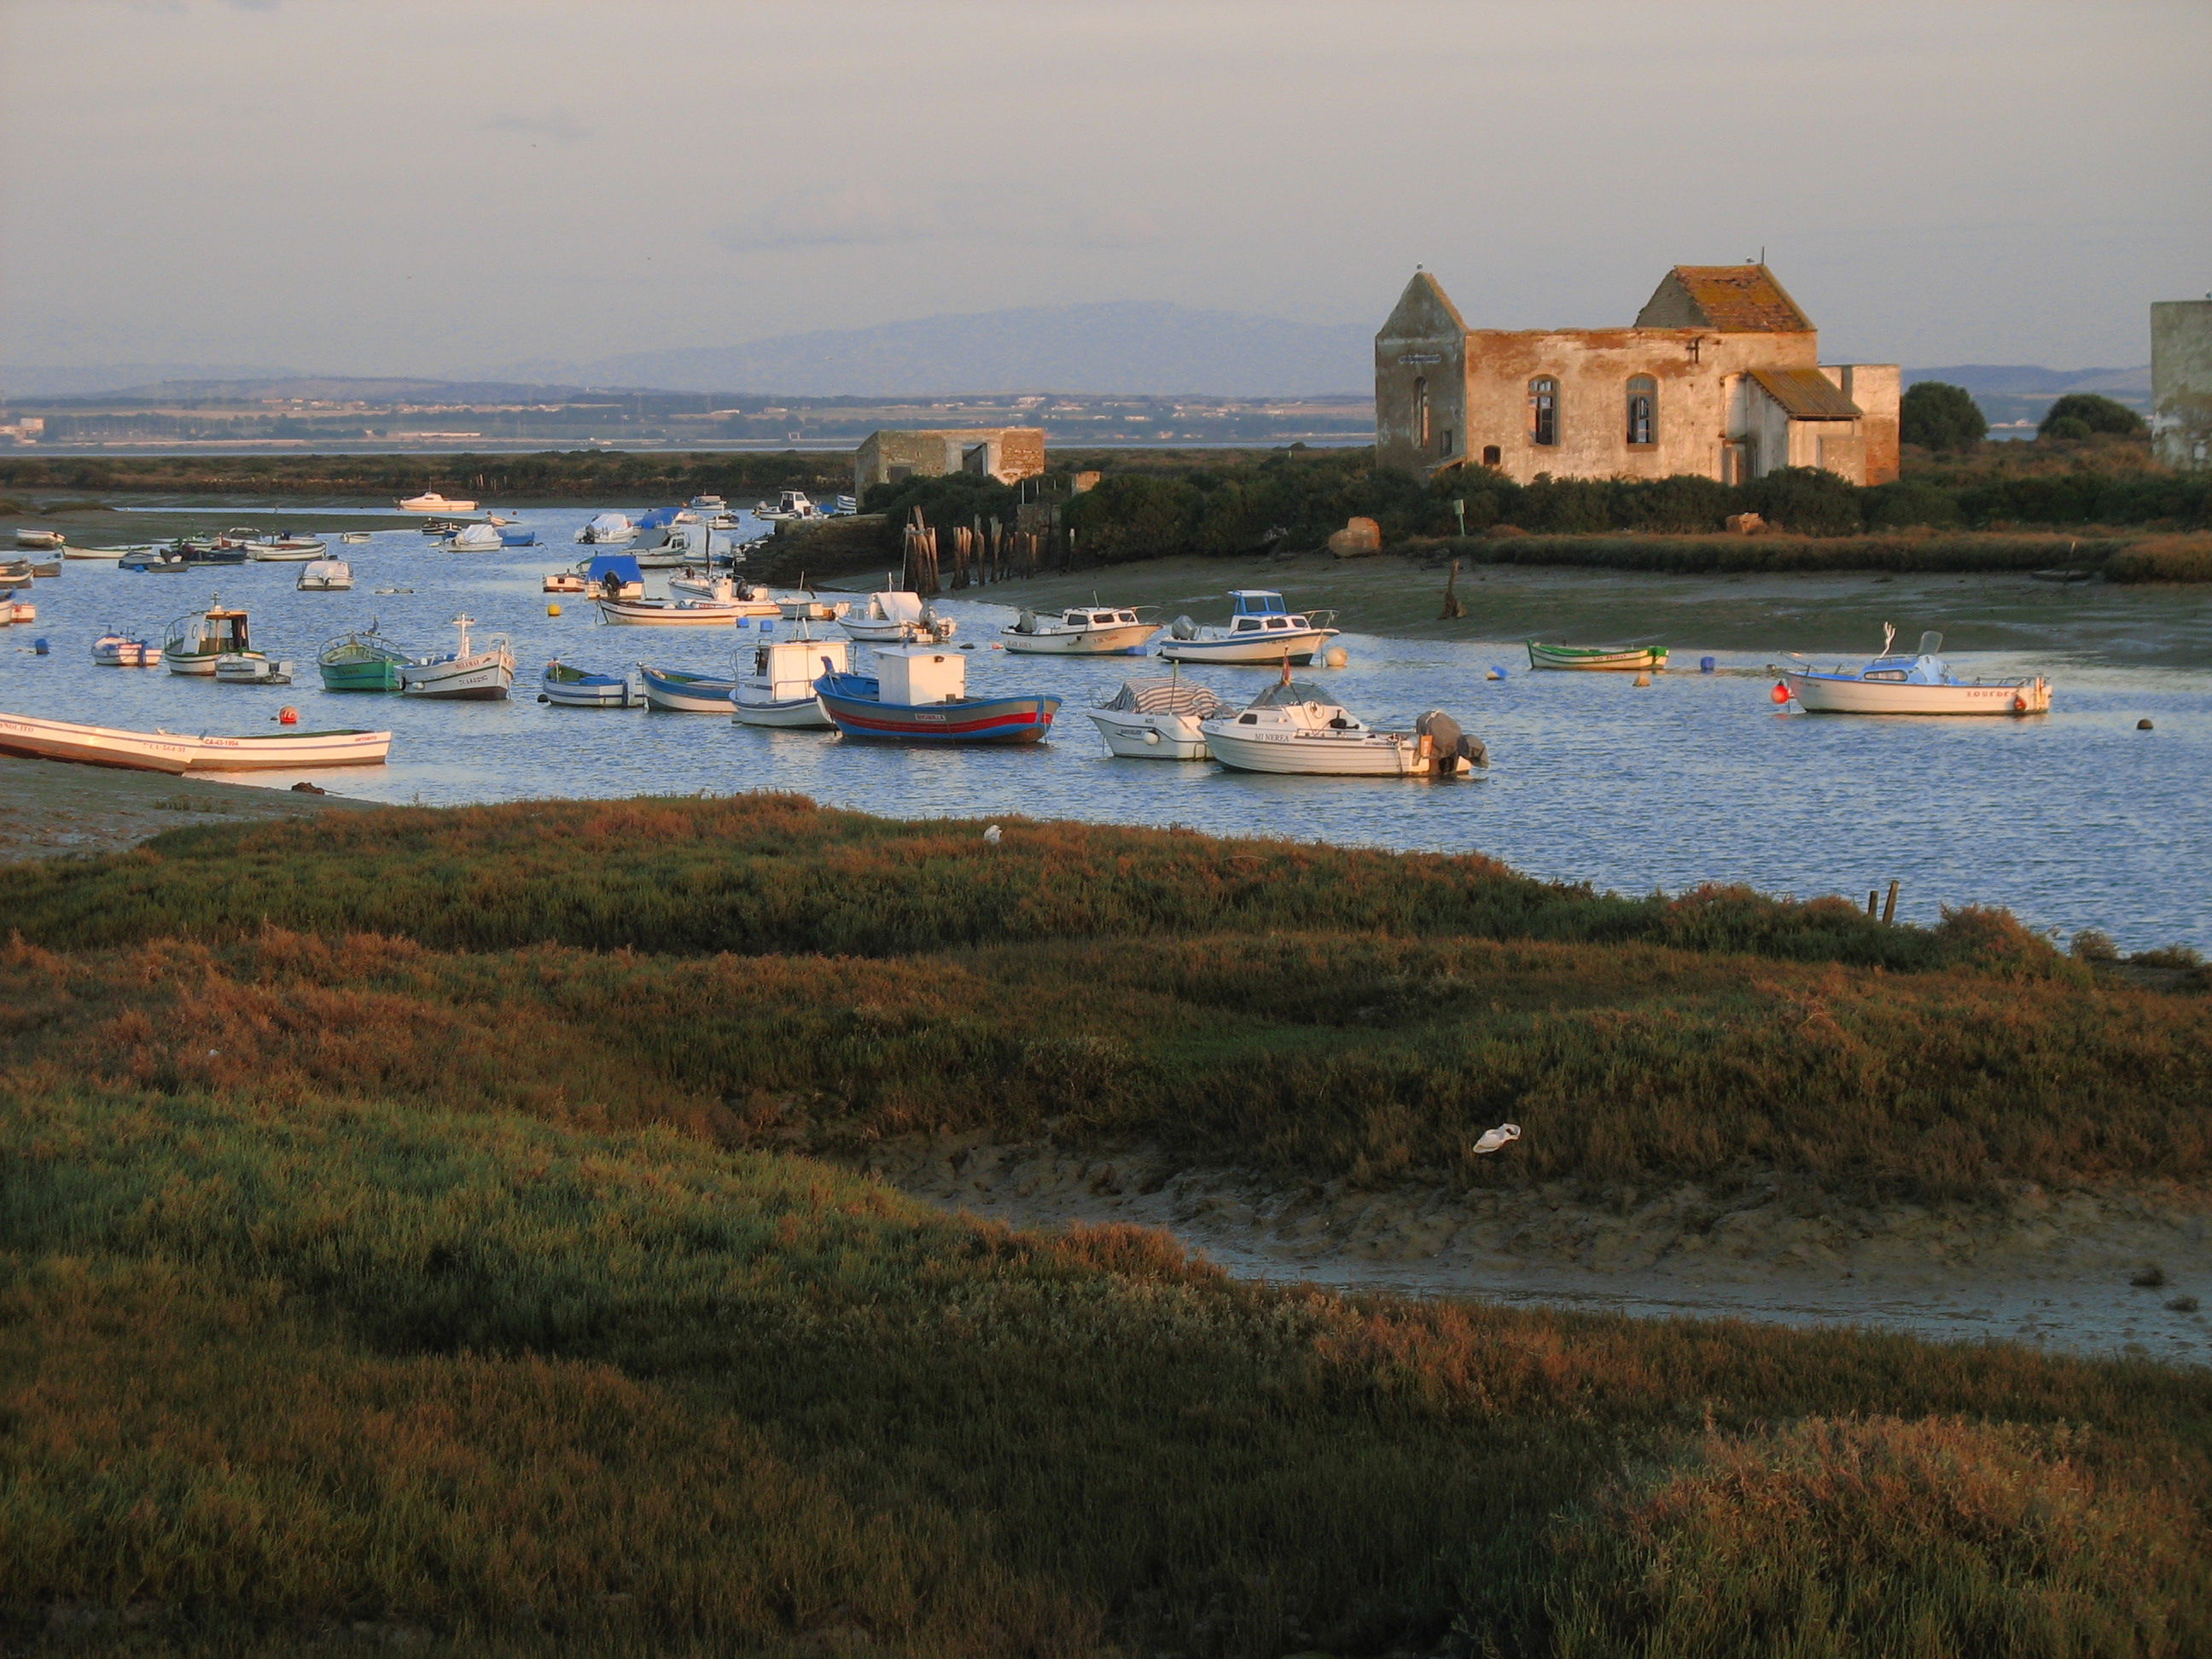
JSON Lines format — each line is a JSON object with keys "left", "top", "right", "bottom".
{"left": 2, "top": 792, "right": 2209, "bottom": 1657}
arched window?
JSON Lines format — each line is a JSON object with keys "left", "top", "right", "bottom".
{"left": 1528, "top": 377, "right": 1557, "bottom": 446}
{"left": 1413, "top": 375, "right": 1431, "bottom": 447}
{"left": 1627, "top": 375, "right": 1657, "bottom": 446}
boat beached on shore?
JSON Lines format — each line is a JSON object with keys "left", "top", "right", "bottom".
{"left": 0, "top": 710, "right": 391, "bottom": 773}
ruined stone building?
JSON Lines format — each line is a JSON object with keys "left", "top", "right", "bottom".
{"left": 2151, "top": 300, "right": 2212, "bottom": 471}
{"left": 1375, "top": 265, "right": 1900, "bottom": 486}
{"left": 853, "top": 427, "right": 1046, "bottom": 497}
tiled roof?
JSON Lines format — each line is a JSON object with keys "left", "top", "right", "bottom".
{"left": 1747, "top": 367, "right": 1863, "bottom": 420}
{"left": 1636, "top": 265, "right": 1815, "bottom": 333}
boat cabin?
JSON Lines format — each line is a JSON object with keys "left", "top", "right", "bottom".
{"left": 166, "top": 605, "right": 250, "bottom": 655}
{"left": 872, "top": 643, "right": 965, "bottom": 705}
{"left": 751, "top": 636, "right": 849, "bottom": 700}
{"left": 1224, "top": 592, "right": 1318, "bottom": 637}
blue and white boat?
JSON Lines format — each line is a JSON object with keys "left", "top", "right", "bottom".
{"left": 639, "top": 662, "right": 738, "bottom": 713}
{"left": 1782, "top": 626, "right": 2052, "bottom": 716}
{"left": 499, "top": 527, "right": 540, "bottom": 547}
{"left": 539, "top": 658, "right": 640, "bottom": 707}
{"left": 575, "top": 512, "right": 637, "bottom": 546}
{"left": 1156, "top": 590, "right": 1339, "bottom": 666}
{"left": 816, "top": 643, "right": 1058, "bottom": 744}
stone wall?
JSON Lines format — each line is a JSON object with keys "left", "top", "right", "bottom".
{"left": 2152, "top": 300, "right": 2212, "bottom": 472}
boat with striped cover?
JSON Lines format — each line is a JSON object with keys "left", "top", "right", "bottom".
{"left": 814, "top": 643, "right": 1057, "bottom": 744}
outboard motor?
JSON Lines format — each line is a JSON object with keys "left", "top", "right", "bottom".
{"left": 1170, "top": 615, "right": 1198, "bottom": 641}
{"left": 1416, "top": 709, "right": 1488, "bottom": 774}
{"left": 1016, "top": 608, "right": 1038, "bottom": 634}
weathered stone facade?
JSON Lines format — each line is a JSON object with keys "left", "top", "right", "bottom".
{"left": 853, "top": 427, "right": 1046, "bottom": 495}
{"left": 1375, "top": 265, "right": 1899, "bottom": 486}
{"left": 2151, "top": 300, "right": 2212, "bottom": 472}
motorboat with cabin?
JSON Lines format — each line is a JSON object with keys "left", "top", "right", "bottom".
{"left": 398, "top": 492, "right": 478, "bottom": 514}
{"left": 296, "top": 558, "right": 352, "bottom": 591}
{"left": 596, "top": 582, "right": 777, "bottom": 626}
{"left": 539, "top": 659, "right": 642, "bottom": 707}
{"left": 1525, "top": 640, "right": 1668, "bottom": 672}
{"left": 1002, "top": 604, "right": 1160, "bottom": 655}
{"left": 814, "top": 643, "right": 1058, "bottom": 744}
{"left": 754, "top": 489, "right": 824, "bottom": 522}
{"left": 575, "top": 511, "right": 638, "bottom": 546}
{"left": 91, "top": 632, "right": 161, "bottom": 668}
{"left": 318, "top": 625, "right": 409, "bottom": 692}
{"left": 733, "top": 632, "right": 852, "bottom": 727}
{"left": 215, "top": 651, "right": 295, "bottom": 685}
{"left": 1782, "top": 626, "right": 2052, "bottom": 715}
{"left": 689, "top": 494, "right": 728, "bottom": 512}
{"left": 840, "top": 591, "right": 956, "bottom": 644}
{"left": 1200, "top": 678, "right": 1487, "bottom": 777}
{"left": 399, "top": 614, "right": 515, "bottom": 700}
{"left": 445, "top": 523, "right": 504, "bottom": 552}
{"left": 163, "top": 599, "right": 253, "bottom": 676}
{"left": 1156, "top": 591, "right": 1338, "bottom": 666}
{"left": 1086, "top": 677, "right": 1227, "bottom": 760}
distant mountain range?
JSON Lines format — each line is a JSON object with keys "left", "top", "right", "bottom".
{"left": 492, "top": 302, "right": 1377, "bottom": 398}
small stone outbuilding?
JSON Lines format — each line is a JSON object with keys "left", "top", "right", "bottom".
{"left": 2151, "top": 300, "right": 2212, "bottom": 471}
{"left": 853, "top": 428, "right": 1046, "bottom": 497}
{"left": 1375, "top": 265, "right": 1899, "bottom": 486}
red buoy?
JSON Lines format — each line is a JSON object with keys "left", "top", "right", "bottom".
{"left": 1771, "top": 681, "right": 1791, "bottom": 705}
{"left": 277, "top": 705, "right": 299, "bottom": 725}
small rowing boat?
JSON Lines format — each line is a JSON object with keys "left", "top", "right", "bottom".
{"left": 1525, "top": 640, "right": 1668, "bottom": 672}
{"left": 639, "top": 663, "right": 738, "bottom": 713}
{"left": 0, "top": 710, "right": 391, "bottom": 773}
{"left": 540, "top": 659, "right": 641, "bottom": 707}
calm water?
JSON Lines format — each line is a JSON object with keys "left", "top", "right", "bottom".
{"left": 6, "top": 505, "right": 2209, "bottom": 950}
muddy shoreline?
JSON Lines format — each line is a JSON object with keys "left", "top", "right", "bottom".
{"left": 0, "top": 754, "right": 379, "bottom": 863}
{"left": 856, "top": 1134, "right": 2212, "bottom": 1366}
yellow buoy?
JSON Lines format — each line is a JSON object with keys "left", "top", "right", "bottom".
{"left": 547, "top": 602, "right": 562, "bottom": 616}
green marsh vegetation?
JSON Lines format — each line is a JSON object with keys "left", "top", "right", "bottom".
{"left": 4, "top": 795, "right": 2210, "bottom": 1655}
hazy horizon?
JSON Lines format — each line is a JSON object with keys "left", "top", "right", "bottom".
{"left": 4, "top": 0, "right": 2207, "bottom": 383}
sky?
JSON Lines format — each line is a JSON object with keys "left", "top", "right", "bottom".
{"left": 3, "top": 0, "right": 2209, "bottom": 381}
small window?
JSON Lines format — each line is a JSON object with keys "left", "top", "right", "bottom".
{"left": 1413, "top": 375, "right": 1430, "bottom": 447}
{"left": 1239, "top": 713, "right": 1257, "bottom": 725}
{"left": 1264, "top": 617, "right": 1291, "bottom": 631}
{"left": 1529, "top": 378, "right": 1557, "bottom": 446}
{"left": 1439, "top": 426, "right": 1454, "bottom": 457}
{"left": 1626, "top": 375, "right": 1657, "bottom": 446}
{"left": 1481, "top": 444, "right": 1502, "bottom": 467}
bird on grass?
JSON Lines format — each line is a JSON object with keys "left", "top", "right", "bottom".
{"left": 1471, "top": 1122, "right": 1522, "bottom": 1155}
{"left": 983, "top": 824, "right": 1002, "bottom": 846}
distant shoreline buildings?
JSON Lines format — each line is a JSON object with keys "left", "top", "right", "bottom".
{"left": 1374, "top": 264, "right": 1901, "bottom": 486}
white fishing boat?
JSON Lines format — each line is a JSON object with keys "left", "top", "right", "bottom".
{"left": 633, "top": 522, "right": 709, "bottom": 568}
{"left": 638, "top": 662, "right": 739, "bottom": 713}
{"left": 666, "top": 573, "right": 782, "bottom": 614}
{"left": 65, "top": 544, "right": 138, "bottom": 560}
{"left": 398, "top": 492, "right": 478, "bottom": 514}
{"left": 0, "top": 710, "right": 391, "bottom": 773}
{"left": 539, "top": 659, "right": 642, "bottom": 707}
{"left": 1086, "top": 678, "right": 1229, "bottom": 760}
{"left": 445, "top": 523, "right": 504, "bottom": 552}
{"left": 688, "top": 493, "right": 728, "bottom": 511}
{"left": 341, "top": 532, "right": 373, "bottom": 545}
{"left": 1200, "top": 679, "right": 1487, "bottom": 777}
{"left": 14, "top": 529, "right": 64, "bottom": 550}
{"left": 733, "top": 633, "right": 850, "bottom": 727}
{"left": 214, "top": 653, "right": 295, "bottom": 684}
{"left": 754, "top": 489, "right": 824, "bottom": 522}
{"left": 246, "top": 535, "right": 327, "bottom": 561}
{"left": 1156, "top": 591, "right": 1339, "bottom": 666}
{"left": 163, "top": 599, "right": 253, "bottom": 676}
{"left": 91, "top": 632, "right": 160, "bottom": 668}
{"left": 543, "top": 571, "right": 588, "bottom": 594}
{"left": 400, "top": 614, "right": 514, "bottom": 700}
{"left": 1003, "top": 605, "right": 1160, "bottom": 655}
{"left": 296, "top": 558, "right": 353, "bottom": 591}
{"left": 574, "top": 512, "right": 637, "bottom": 545}
{"left": 596, "top": 590, "right": 766, "bottom": 626}
{"left": 1782, "top": 626, "right": 2053, "bottom": 715}
{"left": 840, "top": 591, "right": 956, "bottom": 644}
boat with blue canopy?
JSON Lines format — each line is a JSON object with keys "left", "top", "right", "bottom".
{"left": 1156, "top": 590, "right": 1339, "bottom": 666}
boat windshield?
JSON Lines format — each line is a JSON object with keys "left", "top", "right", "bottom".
{"left": 1249, "top": 680, "right": 1333, "bottom": 709}
{"left": 1918, "top": 630, "right": 1944, "bottom": 656}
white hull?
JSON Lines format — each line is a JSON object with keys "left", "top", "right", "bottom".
{"left": 1203, "top": 728, "right": 1427, "bottom": 776}
{"left": 65, "top": 546, "right": 134, "bottom": 560}
{"left": 166, "top": 652, "right": 223, "bottom": 677}
{"left": 1786, "top": 672, "right": 2052, "bottom": 715}
{"left": 399, "top": 496, "right": 477, "bottom": 514}
{"left": 401, "top": 655, "right": 513, "bottom": 699}
{"left": 642, "top": 684, "right": 736, "bottom": 713}
{"left": 215, "top": 655, "right": 295, "bottom": 684}
{"left": 1002, "top": 622, "right": 1160, "bottom": 655}
{"left": 0, "top": 710, "right": 389, "bottom": 772}
{"left": 597, "top": 599, "right": 756, "bottom": 626}
{"left": 732, "top": 694, "right": 832, "bottom": 728}
{"left": 248, "top": 545, "right": 326, "bottom": 562}
{"left": 1158, "top": 629, "right": 1337, "bottom": 665}
{"left": 1086, "top": 707, "right": 1211, "bottom": 760}
{"left": 542, "top": 682, "right": 638, "bottom": 707}
{"left": 15, "top": 532, "right": 65, "bottom": 550}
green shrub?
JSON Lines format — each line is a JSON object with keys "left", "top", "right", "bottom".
{"left": 2045, "top": 416, "right": 2095, "bottom": 441}
{"left": 1544, "top": 1417, "right": 2207, "bottom": 1659}
{"left": 1901, "top": 381, "right": 1988, "bottom": 451}
{"left": 859, "top": 470, "right": 1020, "bottom": 535}
{"left": 2042, "top": 393, "right": 2148, "bottom": 439}
{"left": 1862, "top": 478, "right": 1966, "bottom": 530}
{"left": 1742, "top": 466, "right": 1863, "bottom": 534}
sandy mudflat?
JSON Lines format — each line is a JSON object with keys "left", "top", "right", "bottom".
{"left": 0, "top": 754, "right": 380, "bottom": 862}
{"left": 859, "top": 1135, "right": 2212, "bottom": 1367}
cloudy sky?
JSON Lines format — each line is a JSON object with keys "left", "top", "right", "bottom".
{"left": 4, "top": 0, "right": 2207, "bottom": 378}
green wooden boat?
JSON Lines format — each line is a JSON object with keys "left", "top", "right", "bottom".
{"left": 318, "top": 625, "right": 407, "bottom": 692}
{"left": 1525, "top": 639, "right": 1669, "bottom": 672}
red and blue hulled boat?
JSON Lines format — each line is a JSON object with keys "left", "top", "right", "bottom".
{"left": 816, "top": 643, "right": 1060, "bottom": 744}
